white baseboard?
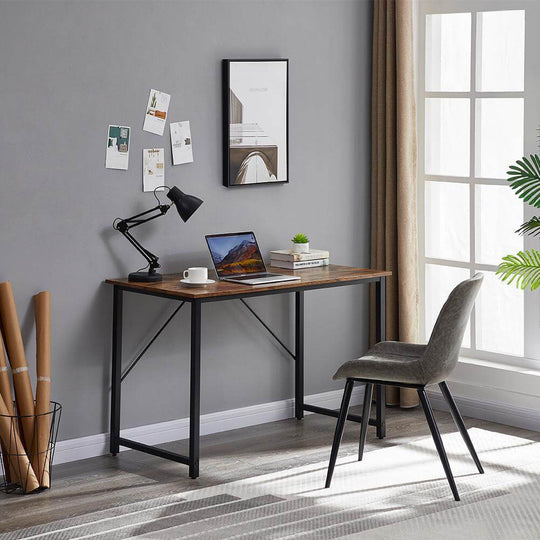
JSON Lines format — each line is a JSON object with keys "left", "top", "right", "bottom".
{"left": 54, "top": 386, "right": 365, "bottom": 465}
{"left": 427, "top": 389, "right": 540, "bottom": 432}
{"left": 54, "top": 386, "right": 540, "bottom": 466}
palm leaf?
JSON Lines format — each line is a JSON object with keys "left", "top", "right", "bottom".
{"left": 507, "top": 154, "right": 540, "bottom": 208}
{"left": 496, "top": 249, "right": 540, "bottom": 291}
{"left": 516, "top": 216, "right": 540, "bottom": 236}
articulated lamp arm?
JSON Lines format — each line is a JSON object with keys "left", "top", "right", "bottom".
{"left": 112, "top": 185, "right": 203, "bottom": 282}
{"left": 113, "top": 204, "right": 170, "bottom": 275}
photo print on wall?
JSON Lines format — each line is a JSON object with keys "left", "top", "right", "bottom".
{"left": 223, "top": 59, "right": 288, "bottom": 187}
{"left": 143, "top": 89, "right": 171, "bottom": 136}
{"left": 105, "top": 125, "right": 130, "bottom": 170}
{"left": 142, "top": 148, "right": 165, "bottom": 192}
{"left": 170, "top": 121, "right": 194, "bottom": 165}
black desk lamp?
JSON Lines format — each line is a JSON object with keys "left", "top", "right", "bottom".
{"left": 113, "top": 186, "right": 203, "bottom": 283}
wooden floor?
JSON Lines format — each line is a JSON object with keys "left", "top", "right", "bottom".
{"left": 1, "top": 405, "right": 538, "bottom": 534}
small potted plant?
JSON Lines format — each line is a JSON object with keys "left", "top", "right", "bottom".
{"left": 291, "top": 233, "right": 310, "bottom": 254}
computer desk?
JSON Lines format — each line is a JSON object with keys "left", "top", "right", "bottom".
{"left": 105, "top": 264, "right": 391, "bottom": 478}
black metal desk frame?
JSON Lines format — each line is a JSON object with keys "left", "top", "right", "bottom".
{"left": 109, "top": 276, "right": 386, "bottom": 479}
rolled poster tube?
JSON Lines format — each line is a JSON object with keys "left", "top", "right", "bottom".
{"left": 32, "top": 291, "right": 51, "bottom": 488}
{"left": 0, "top": 332, "right": 16, "bottom": 483}
{"left": 0, "top": 393, "right": 39, "bottom": 493}
{"left": 0, "top": 282, "right": 35, "bottom": 451}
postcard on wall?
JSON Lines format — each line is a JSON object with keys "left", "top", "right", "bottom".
{"left": 143, "top": 148, "right": 165, "bottom": 192}
{"left": 143, "top": 89, "right": 171, "bottom": 136}
{"left": 105, "top": 125, "right": 130, "bottom": 170}
{"left": 170, "top": 121, "right": 194, "bottom": 165}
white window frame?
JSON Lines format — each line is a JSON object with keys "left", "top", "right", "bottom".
{"left": 417, "top": 0, "right": 540, "bottom": 369}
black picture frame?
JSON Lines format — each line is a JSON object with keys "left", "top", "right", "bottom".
{"left": 222, "top": 59, "right": 289, "bottom": 187}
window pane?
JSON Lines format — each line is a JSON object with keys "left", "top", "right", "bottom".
{"left": 425, "top": 98, "right": 470, "bottom": 177}
{"left": 477, "top": 10, "right": 524, "bottom": 92}
{"left": 426, "top": 181, "right": 469, "bottom": 262}
{"left": 426, "top": 13, "right": 471, "bottom": 91}
{"left": 475, "top": 98, "right": 523, "bottom": 179}
{"left": 476, "top": 184, "right": 523, "bottom": 266}
{"left": 476, "top": 271, "right": 524, "bottom": 356}
{"left": 425, "top": 264, "right": 470, "bottom": 347}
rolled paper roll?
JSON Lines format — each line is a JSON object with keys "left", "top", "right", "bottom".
{"left": 32, "top": 291, "right": 51, "bottom": 488}
{"left": 0, "top": 282, "right": 35, "bottom": 451}
{"left": 0, "top": 333, "right": 14, "bottom": 414}
{"left": 0, "top": 333, "right": 16, "bottom": 483}
{"left": 0, "top": 393, "right": 39, "bottom": 493}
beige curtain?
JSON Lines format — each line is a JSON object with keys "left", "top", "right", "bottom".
{"left": 371, "top": 0, "right": 419, "bottom": 408}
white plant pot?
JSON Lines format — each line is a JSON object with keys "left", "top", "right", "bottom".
{"left": 292, "top": 242, "right": 309, "bottom": 254}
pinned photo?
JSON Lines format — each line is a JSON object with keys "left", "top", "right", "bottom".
{"left": 143, "top": 89, "right": 171, "bottom": 136}
{"left": 143, "top": 148, "right": 165, "bottom": 192}
{"left": 105, "top": 125, "right": 130, "bottom": 170}
{"left": 170, "top": 121, "right": 194, "bottom": 165}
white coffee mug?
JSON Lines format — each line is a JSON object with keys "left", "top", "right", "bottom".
{"left": 183, "top": 267, "right": 208, "bottom": 283}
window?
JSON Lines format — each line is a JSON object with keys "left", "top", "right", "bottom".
{"left": 419, "top": 6, "right": 526, "bottom": 360}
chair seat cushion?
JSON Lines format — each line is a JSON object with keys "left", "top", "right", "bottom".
{"left": 332, "top": 341, "right": 428, "bottom": 385}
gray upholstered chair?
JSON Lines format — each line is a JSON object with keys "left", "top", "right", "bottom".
{"left": 325, "top": 273, "right": 484, "bottom": 501}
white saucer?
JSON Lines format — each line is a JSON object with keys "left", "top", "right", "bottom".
{"left": 180, "top": 278, "right": 216, "bottom": 287}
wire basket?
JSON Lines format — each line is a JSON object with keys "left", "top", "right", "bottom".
{"left": 0, "top": 401, "right": 62, "bottom": 494}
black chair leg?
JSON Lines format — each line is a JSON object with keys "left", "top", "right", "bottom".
{"left": 417, "top": 389, "right": 460, "bottom": 502}
{"left": 325, "top": 379, "right": 354, "bottom": 488}
{"left": 439, "top": 381, "right": 484, "bottom": 474}
{"left": 358, "top": 383, "right": 374, "bottom": 461}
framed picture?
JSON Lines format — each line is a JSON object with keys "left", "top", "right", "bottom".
{"left": 223, "top": 59, "right": 289, "bottom": 187}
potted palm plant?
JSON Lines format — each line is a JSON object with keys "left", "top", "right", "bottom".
{"left": 291, "top": 233, "right": 310, "bottom": 254}
{"left": 497, "top": 141, "right": 540, "bottom": 291}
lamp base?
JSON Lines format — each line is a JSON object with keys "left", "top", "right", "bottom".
{"left": 128, "top": 271, "right": 163, "bottom": 283}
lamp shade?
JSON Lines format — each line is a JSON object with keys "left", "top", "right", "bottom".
{"left": 166, "top": 186, "right": 203, "bottom": 222}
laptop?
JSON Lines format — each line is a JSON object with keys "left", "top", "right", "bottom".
{"left": 205, "top": 232, "right": 301, "bottom": 285}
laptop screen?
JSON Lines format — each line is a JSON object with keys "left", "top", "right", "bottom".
{"left": 206, "top": 232, "right": 267, "bottom": 277}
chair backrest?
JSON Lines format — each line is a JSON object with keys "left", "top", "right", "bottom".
{"left": 421, "top": 273, "right": 484, "bottom": 384}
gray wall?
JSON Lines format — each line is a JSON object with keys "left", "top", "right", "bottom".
{"left": 0, "top": 0, "right": 372, "bottom": 441}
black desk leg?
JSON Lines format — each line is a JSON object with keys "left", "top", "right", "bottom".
{"left": 110, "top": 286, "right": 123, "bottom": 456}
{"left": 375, "top": 277, "right": 386, "bottom": 439}
{"left": 295, "top": 291, "right": 305, "bottom": 420}
{"left": 189, "top": 300, "right": 202, "bottom": 479}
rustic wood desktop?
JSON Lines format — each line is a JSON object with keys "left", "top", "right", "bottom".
{"left": 105, "top": 264, "right": 391, "bottom": 479}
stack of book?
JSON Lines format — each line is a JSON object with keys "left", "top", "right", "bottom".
{"left": 269, "top": 249, "right": 330, "bottom": 270}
